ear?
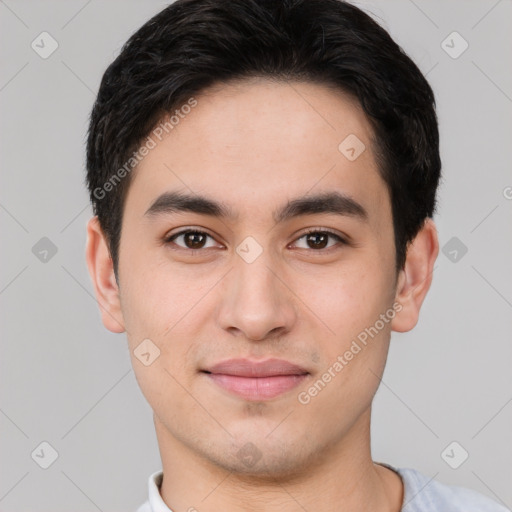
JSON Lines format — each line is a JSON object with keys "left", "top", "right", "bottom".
{"left": 391, "top": 218, "right": 439, "bottom": 332}
{"left": 85, "top": 216, "right": 126, "bottom": 333}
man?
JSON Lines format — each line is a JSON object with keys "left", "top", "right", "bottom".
{"left": 84, "top": 0, "right": 508, "bottom": 510}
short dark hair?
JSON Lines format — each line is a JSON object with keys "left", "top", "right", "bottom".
{"left": 86, "top": 0, "right": 441, "bottom": 280}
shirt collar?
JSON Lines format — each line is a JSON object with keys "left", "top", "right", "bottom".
{"left": 147, "top": 470, "right": 173, "bottom": 512}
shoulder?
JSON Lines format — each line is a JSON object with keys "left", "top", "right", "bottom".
{"left": 394, "top": 466, "right": 509, "bottom": 512}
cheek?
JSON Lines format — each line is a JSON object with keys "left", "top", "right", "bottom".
{"left": 298, "top": 278, "right": 393, "bottom": 425}
{"left": 303, "top": 265, "right": 393, "bottom": 345}
{"left": 119, "top": 263, "right": 210, "bottom": 380}
{"left": 120, "top": 271, "right": 199, "bottom": 412}
{"left": 119, "top": 260, "right": 193, "bottom": 341}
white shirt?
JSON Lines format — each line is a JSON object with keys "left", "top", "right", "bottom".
{"left": 136, "top": 463, "right": 509, "bottom": 511}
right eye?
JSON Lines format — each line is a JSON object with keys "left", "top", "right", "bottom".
{"left": 164, "top": 229, "right": 221, "bottom": 252}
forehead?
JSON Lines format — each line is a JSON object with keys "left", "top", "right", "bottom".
{"left": 125, "top": 78, "right": 390, "bottom": 227}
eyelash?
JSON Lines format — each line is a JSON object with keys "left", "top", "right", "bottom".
{"left": 163, "top": 228, "right": 347, "bottom": 254}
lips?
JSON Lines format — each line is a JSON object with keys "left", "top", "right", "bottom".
{"left": 202, "top": 358, "right": 309, "bottom": 401}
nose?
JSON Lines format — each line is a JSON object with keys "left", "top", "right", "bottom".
{"left": 216, "top": 247, "right": 298, "bottom": 342}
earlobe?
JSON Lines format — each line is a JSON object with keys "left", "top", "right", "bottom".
{"left": 391, "top": 219, "right": 439, "bottom": 333}
{"left": 85, "top": 216, "right": 126, "bottom": 333}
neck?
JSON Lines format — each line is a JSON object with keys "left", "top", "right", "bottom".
{"left": 154, "top": 408, "right": 403, "bottom": 512}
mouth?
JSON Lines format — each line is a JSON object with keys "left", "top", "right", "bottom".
{"left": 201, "top": 358, "right": 310, "bottom": 401}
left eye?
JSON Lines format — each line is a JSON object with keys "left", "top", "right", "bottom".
{"left": 293, "top": 230, "right": 345, "bottom": 250}
{"left": 164, "top": 229, "right": 345, "bottom": 252}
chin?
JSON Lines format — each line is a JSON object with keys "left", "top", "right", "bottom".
{"left": 201, "top": 433, "right": 315, "bottom": 481}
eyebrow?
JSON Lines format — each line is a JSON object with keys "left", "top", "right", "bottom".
{"left": 144, "top": 190, "right": 368, "bottom": 224}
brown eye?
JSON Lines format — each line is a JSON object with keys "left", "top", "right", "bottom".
{"left": 165, "top": 230, "right": 216, "bottom": 251}
{"left": 306, "top": 232, "right": 329, "bottom": 249}
{"left": 293, "top": 230, "right": 346, "bottom": 251}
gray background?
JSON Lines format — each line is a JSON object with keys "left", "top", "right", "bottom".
{"left": 1, "top": 0, "right": 511, "bottom": 510}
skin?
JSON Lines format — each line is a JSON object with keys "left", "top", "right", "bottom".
{"left": 86, "top": 78, "right": 439, "bottom": 512}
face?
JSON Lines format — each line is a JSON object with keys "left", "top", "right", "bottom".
{"left": 89, "top": 78, "right": 425, "bottom": 478}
